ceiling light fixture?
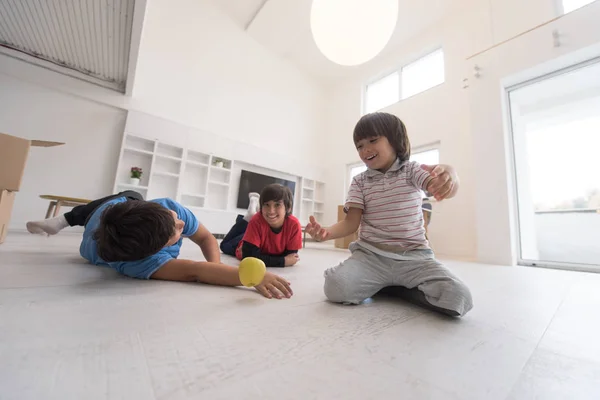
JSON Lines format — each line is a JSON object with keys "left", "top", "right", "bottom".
{"left": 310, "top": 0, "right": 398, "bottom": 66}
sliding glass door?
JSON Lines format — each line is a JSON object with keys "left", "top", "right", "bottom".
{"left": 508, "top": 58, "right": 600, "bottom": 270}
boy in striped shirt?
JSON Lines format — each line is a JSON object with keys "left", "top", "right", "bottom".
{"left": 306, "top": 112, "right": 473, "bottom": 317}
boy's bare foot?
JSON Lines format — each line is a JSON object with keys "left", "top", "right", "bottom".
{"left": 26, "top": 215, "right": 69, "bottom": 235}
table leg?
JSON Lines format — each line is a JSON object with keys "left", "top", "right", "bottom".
{"left": 45, "top": 201, "right": 56, "bottom": 219}
{"left": 53, "top": 201, "right": 62, "bottom": 217}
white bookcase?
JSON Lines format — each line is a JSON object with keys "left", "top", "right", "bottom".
{"left": 113, "top": 133, "right": 233, "bottom": 211}
{"left": 114, "top": 131, "right": 325, "bottom": 230}
{"left": 299, "top": 177, "right": 325, "bottom": 223}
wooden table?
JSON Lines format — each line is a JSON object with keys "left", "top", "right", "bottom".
{"left": 40, "top": 195, "right": 92, "bottom": 218}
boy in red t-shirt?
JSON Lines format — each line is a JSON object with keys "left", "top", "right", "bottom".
{"left": 220, "top": 184, "right": 302, "bottom": 267}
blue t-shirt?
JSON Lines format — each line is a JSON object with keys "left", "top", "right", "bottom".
{"left": 80, "top": 197, "right": 199, "bottom": 279}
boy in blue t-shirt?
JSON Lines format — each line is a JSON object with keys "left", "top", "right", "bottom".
{"left": 26, "top": 191, "right": 292, "bottom": 299}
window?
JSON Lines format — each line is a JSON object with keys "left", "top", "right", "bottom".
{"left": 364, "top": 49, "right": 445, "bottom": 113}
{"left": 349, "top": 164, "right": 368, "bottom": 180}
{"left": 562, "top": 0, "right": 597, "bottom": 13}
{"left": 365, "top": 72, "right": 399, "bottom": 114}
{"left": 410, "top": 148, "right": 440, "bottom": 166}
{"left": 347, "top": 163, "right": 367, "bottom": 189}
{"left": 508, "top": 58, "right": 600, "bottom": 269}
{"left": 411, "top": 147, "right": 440, "bottom": 198}
{"left": 401, "top": 49, "right": 445, "bottom": 99}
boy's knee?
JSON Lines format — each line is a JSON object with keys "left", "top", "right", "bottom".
{"left": 446, "top": 279, "right": 473, "bottom": 317}
{"left": 422, "top": 278, "right": 473, "bottom": 317}
{"left": 458, "top": 282, "right": 474, "bottom": 315}
{"left": 323, "top": 269, "right": 360, "bottom": 305}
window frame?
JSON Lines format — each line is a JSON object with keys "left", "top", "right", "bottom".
{"left": 410, "top": 142, "right": 441, "bottom": 166}
{"left": 363, "top": 47, "right": 445, "bottom": 114}
{"left": 558, "top": 0, "right": 597, "bottom": 14}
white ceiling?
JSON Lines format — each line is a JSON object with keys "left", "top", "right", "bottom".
{"left": 0, "top": 0, "right": 136, "bottom": 91}
{"left": 215, "top": 0, "right": 453, "bottom": 82}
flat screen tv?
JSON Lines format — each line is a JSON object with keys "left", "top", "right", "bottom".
{"left": 237, "top": 170, "right": 296, "bottom": 209}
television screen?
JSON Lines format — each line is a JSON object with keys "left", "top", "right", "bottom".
{"left": 237, "top": 170, "right": 296, "bottom": 209}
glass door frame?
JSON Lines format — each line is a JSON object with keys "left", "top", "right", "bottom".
{"left": 505, "top": 55, "right": 600, "bottom": 273}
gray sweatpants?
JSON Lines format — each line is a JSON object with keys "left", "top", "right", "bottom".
{"left": 324, "top": 242, "right": 473, "bottom": 317}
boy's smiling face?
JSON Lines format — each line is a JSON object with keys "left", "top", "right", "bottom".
{"left": 261, "top": 200, "right": 287, "bottom": 229}
{"left": 355, "top": 135, "right": 397, "bottom": 172}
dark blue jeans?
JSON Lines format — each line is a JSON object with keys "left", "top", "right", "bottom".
{"left": 220, "top": 215, "right": 248, "bottom": 256}
{"left": 64, "top": 190, "right": 144, "bottom": 227}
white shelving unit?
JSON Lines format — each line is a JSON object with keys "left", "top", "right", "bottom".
{"left": 299, "top": 178, "right": 326, "bottom": 223}
{"left": 114, "top": 131, "right": 323, "bottom": 229}
{"left": 114, "top": 133, "right": 233, "bottom": 210}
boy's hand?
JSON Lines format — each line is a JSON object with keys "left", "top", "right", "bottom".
{"left": 255, "top": 272, "right": 293, "bottom": 299}
{"left": 422, "top": 164, "right": 458, "bottom": 201}
{"left": 305, "top": 216, "right": 331, "bottom": 241}
{"left": 284, "top": 253, "right": 300, "bottom": 267}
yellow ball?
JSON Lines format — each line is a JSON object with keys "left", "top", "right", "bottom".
{"left": 238, "top": 257, "right": 267, "bottom": 287}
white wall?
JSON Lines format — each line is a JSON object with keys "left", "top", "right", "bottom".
{"left": 131, "top": 0, "right": 326, "bottom": 160}
{"left": 320, "top": 0, "right": 585, "bottom": 261}
{"left": 0, "top": 73, "right": 126, "bottom": 230}
{"left": 0, "top": 0, "right": 327, "bottom": 233}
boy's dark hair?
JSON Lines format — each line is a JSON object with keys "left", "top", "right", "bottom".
{"left": 260, "top": 184, "right": 294, "bottom": 216}
{"left": 353, "top": 112, "right": 411, "bottom": 162}
{"left": 94, "top": 201, "right": 175, "bottom": 262}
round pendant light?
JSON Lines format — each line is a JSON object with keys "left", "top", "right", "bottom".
{"left": 310, "top": 0, "right": 398, "bottom": 66}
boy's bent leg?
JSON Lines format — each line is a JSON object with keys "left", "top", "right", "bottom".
{"left": 378, "top": 286, "right": 462, "bottom": 317}
{"left": 220, "top": 233, "right": 244, "bottom": 256}
{"left": 27, "top": 191, "right": 144, "bottom": 235}
{"left": 221, "top": 215, "right": 248, "bottom": 244}
{"left": 390, "top": 258, "right": 473, "bottom": 317}
{"left": 220, "top": 215, "right": 248, "bottom": 255}
{"left": 64, "top": 190, "right": 144, "bottom": 227}
{"left": 324, "top": 246, "right": 391, "bottom": 304}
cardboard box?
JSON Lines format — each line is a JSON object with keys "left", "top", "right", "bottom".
{"left": 0, "top": 190, "right": 16, "bottom": 244}
{"left": 334, "top": 205, "right": 358, "bottom": 249}
{"left": 0, "top": 133, "right": 64, "bottom": 243}
{"left": 0, "top": 133, "right": 64, "bottom": 192}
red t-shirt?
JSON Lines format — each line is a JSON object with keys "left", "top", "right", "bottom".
{"left": 235, "top": 213, "right": 303, "bottom": 260}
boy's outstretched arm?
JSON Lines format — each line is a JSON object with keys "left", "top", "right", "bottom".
{"left": 305, "top": 207, "right": 362, "bottom": 242}
{"left": 188, "top": 224, "right": 221, "bottom": 263}
{"left": 151, "top": 259, "right": 292, "bottom": 299}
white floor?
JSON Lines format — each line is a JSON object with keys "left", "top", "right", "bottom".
{"left": 1, "top": 232, "right": 600, "bottom": 400}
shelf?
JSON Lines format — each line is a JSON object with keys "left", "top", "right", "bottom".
{"left": 210, "top": 165, "right": 231, "bottom": 172}
{"left": 209, "top": 181, "right": 230, "bottom": 187}
{"left": 181, "top": 192, "right": 205, "bottom": 199}
{"left": 301, "top": 198, "right": 314, "bottom": 202}
{"left": 118, "top": 183, "right": 149, "bottom": 190}
{"left": 189, "top": 206, "right": 232, "bottom": 213}
{"left": 314, "top": 201, "right": 324, "bottom": 204}
{"left": 303, "top": 187, "right": 314, "bottom": 191}
{"left": 156, "top": 142, "right": 183, "bottom": 159}
{"left": 124, "top": 147, "right": 153, "bottom": 156}
{"left": 156, "top": 153, "right": 182, "bottom": 162}
{"left": 187, "top": 150, "right": 210, "bottom": 165}
{"left": 186, "top": 160, "right": 209, "bottom": 167}
{"left": 125, "top": 135, "right": 155, "bottom": 153}
{"left": 153, "top": 171, "right": 179, "bottom": 178}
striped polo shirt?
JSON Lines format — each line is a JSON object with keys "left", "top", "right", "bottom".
{"left": 345, "top": 158, "right": 432, "bottom": 250}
